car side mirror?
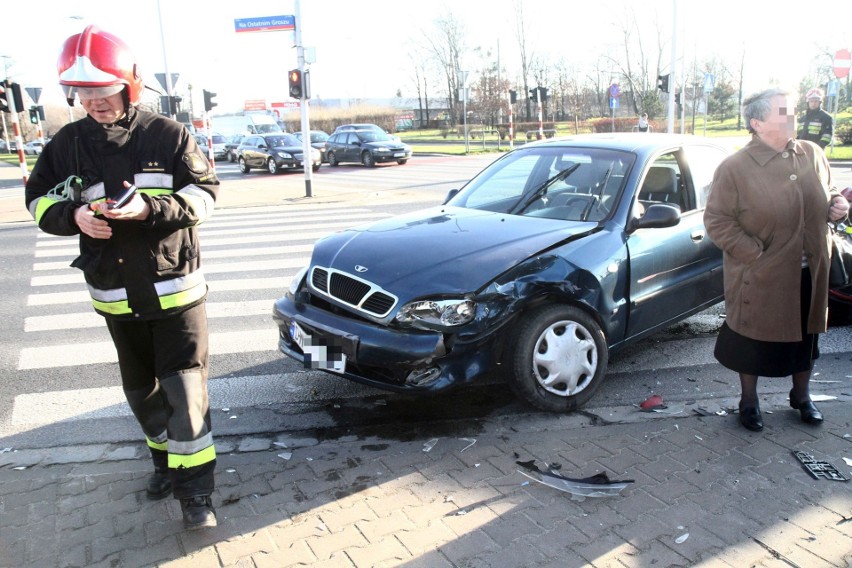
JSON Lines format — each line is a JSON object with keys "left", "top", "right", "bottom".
{"left": 258, "top": 144, "right": 267, "bottom": 149}
{"left": 630, "top": 203, "right": 681, "bottom": 230}
{"left": 443, "top": 189, "right": 460, "bottom": 204}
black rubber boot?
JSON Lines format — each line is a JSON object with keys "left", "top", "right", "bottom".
{"left": 146, "top": 449, "right": 172, "bottom": 500}
{"left": 180, "top": 495, "right": 217, "bottom": 530}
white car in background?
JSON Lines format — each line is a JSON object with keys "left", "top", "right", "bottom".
{"left": 23, "top": 141, "right": 44, "bottom": 155}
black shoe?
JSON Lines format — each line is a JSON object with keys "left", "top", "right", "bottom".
{"left": 789, "top": 390, "right": 824, "bottom": 424}
{"left": 181, "top": 495, "right": 217, "bottom": 530}
{"left": 146, "top": 470, "right": 172, "bottom": 500}
{"left": 738, "top": 404, "right": 763, "bottom": 431}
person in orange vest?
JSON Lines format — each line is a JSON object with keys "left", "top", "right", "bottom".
{"left": 797, "top": 88, "right": 833, "bottom": 149}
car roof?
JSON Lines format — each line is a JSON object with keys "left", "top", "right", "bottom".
{"left": 521, "top": 132, "right": 732, "bottom": 157}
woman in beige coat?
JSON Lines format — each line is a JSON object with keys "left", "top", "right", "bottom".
{"left": 704, "top": 88, "right": 849, "bottom": 432}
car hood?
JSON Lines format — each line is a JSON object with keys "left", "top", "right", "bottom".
{"left": 365, "top": 140, "right": 409, "bottom": 150}
{"left": 311, "top": 206, "right": 597, "bottom": 297}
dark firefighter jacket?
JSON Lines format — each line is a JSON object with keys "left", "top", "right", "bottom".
{"left": 25, "top": 108, "right": 219, "bottom": 320}
{"left": 798, "top": 107, "right": 833, "bottom": 148}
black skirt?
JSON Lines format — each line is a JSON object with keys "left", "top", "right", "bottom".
{"left": 714, "top": 267, "right": 819, "bottom": 377}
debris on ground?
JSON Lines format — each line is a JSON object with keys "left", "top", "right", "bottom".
{"left": 792, "top": 451, "right": 848, "bottom": 481}
{"left": 516, "top": 460, "right": 634, "bottom": 500}
{"left": 423, "top": 438, "right": 439, "bottom": 452}
{"left": 639, "top": 394, "right": 665, "bottom": 411}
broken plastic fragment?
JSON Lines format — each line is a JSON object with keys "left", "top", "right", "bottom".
{"left": 516, "top": 460, "right": 634, "bottom": 500}
{"left": 639, "top": 394, "right": 665, "bottom": 411}
{"left": 675, "top": 533, "right": 689, "bottom": 544}
{"left": 843, "top": 457, "right": 852, "bottom": 467}
{"left": 459, "top": 438, "right": 476, "bottom": 452}
{"left": 278, "top": 452, "right": 293, "bottom": 460}
{"left": 423, "top": 438, "right": 439, "bottom": 452}
{"left": 12, "top": 466, "right": 27, "bottom": 470}
{"left": 221, "top": 408, "right": 230, "bottom": 412}
{"left": 810, "top": 394, "right": 837, "bottom": 402}
{"left": 792, "top": 451, "right": 848, "bottom": 481}
{"left": 0, "top": 447, "right": 12, "bottom": 454}
{"left": 273, "top": 442, "right": 288, "bottom": 448}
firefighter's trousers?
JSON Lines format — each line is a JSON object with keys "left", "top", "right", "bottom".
{"left": 106, "top": 302, "right": 215, "bottom": 499}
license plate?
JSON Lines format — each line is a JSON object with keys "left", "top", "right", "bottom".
{"left": 393, "top": 152, "right": 405, "bottom": 158}
{"left": 289, "top": 321, "right": 346, "bottom": 373}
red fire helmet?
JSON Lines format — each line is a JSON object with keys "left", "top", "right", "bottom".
{"left": 57, "top": 25, "right": 143, "bottom": 104}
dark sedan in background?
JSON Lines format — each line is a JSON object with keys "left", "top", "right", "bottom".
{"left": 236, "top": 133, "right": 321, "bottom": 174}
{"left": 274, "top": 134, "right": 732, "bottom": 412}
{"left": 325, "top": 129, "right": 412, "bottom": 167}
{"left": 294, "top": 130, "right": 330, "bottom": 163}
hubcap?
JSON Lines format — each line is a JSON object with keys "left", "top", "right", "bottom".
{"left": 532, "top": 320, "right": 597, "bottom": 396}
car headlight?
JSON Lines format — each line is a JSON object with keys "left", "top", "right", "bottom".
{"left": 276, "top": 151, "right": 293, "bottom": 159}
{"left": 288, "top": 266, "right": 308, "bottom": 296}
{"left": 395, "top": 298, "right": 476, "bottom": 328}
{"left": 375, "top": 146, "right": 390, "bottom": 153}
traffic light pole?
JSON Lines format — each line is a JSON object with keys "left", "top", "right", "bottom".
{"left": 5, "top": 85, "right": 28, "bottom": 185}
{"left": 295, "top": 0, "right": 312, "bottom": 198}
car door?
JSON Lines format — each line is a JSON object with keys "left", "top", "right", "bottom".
{"left": 245, "top": 136, "right": 262, "bottom": 167}
{"left": 625, "top": 148, "right": 723, "bottom": 338}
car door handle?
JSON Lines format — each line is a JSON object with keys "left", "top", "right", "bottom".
{"left": 690, "top": 230, "right": 705, "bottom": 242}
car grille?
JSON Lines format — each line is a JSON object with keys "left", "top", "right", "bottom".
{"left": 309, "top": 267, "right": 397, "bottom": 317}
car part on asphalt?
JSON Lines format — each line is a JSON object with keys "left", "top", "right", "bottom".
{"left": 516, "top": 460, "right": 634, "bottom": 499}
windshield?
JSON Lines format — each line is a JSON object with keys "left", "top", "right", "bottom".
{"left": 256, "top": 124, "right": 281, "bottom": 133}
{"left": 448, "top": 147, "right": 634, "bottom": 222}
{"left": 265, "top": 134, "right": 301, "bottom": 147}
{"left": 310, "top": 132, "right": 329, "bottom": 143}
{"left": 356, "top": 131, "right": 394, "bottom": 143}
{"left": 211, "top": 135, "right": 226, "bottom": 144}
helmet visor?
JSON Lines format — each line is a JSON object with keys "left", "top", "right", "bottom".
{"left": 61, "top": 84, "right": 125, "bottom": 100}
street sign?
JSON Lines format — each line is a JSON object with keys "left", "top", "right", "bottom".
{"left": 703, "top": 73, "right": 715, "bottom": 94}
{"left": 827, "top": 80, "right": 838, "bottom": 97}
{"left": 609, "top": 97, "right": 619, "bottom": 109}
{"left": 609, "top": 83, "right": 620, "bottom": 98}
{"left": 25, "top": 87, "right": 42, "bottom": 104}
{"left": 833, "top": 48, "right": 851, "bottom": 79}
{"left": 155, "top": 73, "right": 179, "bottom": 92}
{"left": 234, "top": 15, "right": 295, "bottom": 33}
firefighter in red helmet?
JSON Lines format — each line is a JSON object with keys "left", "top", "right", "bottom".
{"left": 25, "top": 26, "right": 219, "bottom": 530}
{"left": 798, "top": 88, "right": 834, "bottom": 149}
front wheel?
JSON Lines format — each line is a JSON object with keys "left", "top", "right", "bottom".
{"left": 361, "top": 151, "right": 375, "bottom": 167}
{"left": 507, "top": 304, "right": 608, "bottom": 412}
{"left": 267, "top": 158, "right": 279, "bottom": 174}
{"left": 397, "top": 159, "right": 408, "bottom": 165}
{"left": 238, "top": 157, "right": 250, "bottom": 174}
{"left": 312, "top": 163, "right": 321, "bottom": 172}
{"left": 327, "top": 151, "right": 339, "bottom": 167}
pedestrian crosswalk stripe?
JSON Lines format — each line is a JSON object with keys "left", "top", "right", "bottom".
{"left": 24, "top": 300, "right": 275, "bottom": 332}
{"left": 18, "top": 328, "right": 275, "bottom": 369}
{"left": 9, "top": 372, "right": 370, "bottom": 426}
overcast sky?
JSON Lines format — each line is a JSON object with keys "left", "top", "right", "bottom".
{"left": 2, "top": 0, "right": 848, "bottom": 114}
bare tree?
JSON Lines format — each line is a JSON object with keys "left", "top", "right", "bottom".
{"left": 422, "top": 14, "right": 468, "bottom": 124}
{"left": 513, "top": 0, "right": 535, "bottom": 121}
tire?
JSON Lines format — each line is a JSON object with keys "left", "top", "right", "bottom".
{"left": 507, "top": 304, "right": 608, "bottom": 412}
{"left": 327, "top": 151, "right": 339, "bottom": 167}
{"left": 312, "top": 163, "right": 321, "bottom": 172}
{"left": 228, "top": 151, "right": 236, "bottom": 163}
{"left": 267, "top": 158, "right": 279, "bottom": 174}
{"left": 361, "top": 151, "right": 375, "bottom": 167}
{"left": 397, "top": 159, "right": 408, "bottom": 165}
{"left": 238, "top": 157, "right": 250, "bottom": 174}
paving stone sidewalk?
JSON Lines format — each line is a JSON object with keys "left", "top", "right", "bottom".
{"left": 1, "top": 397, "right": 851, "bottom": 568}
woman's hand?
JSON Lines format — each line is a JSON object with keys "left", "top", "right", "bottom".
{"left": 829, "top": 195, "right": 850, "bottom": 222}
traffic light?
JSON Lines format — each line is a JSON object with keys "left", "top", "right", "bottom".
{"left": 1, "top": 81, "right": 24, "bottom": 113}
{"left": 288, "top": 69, "right": 303, "bottom": 99}
{"left": 529, "top": 88, "right": 537, "bottom": 101}
{"left": 203, "top": 89, "right": 217, "bottom": 112}
{"left": 674, "top": 93, "right": 682, "bottom": 106}
{"left": 0, "top": 82, "right": 7, "bottom": 113}
{"left": 657, "top": 74, "right": 670, "bottom": 93}
{"left": 36, "top": 105, "right": 45, "bottom": 120}
{"left": 29, "top": 107, "right": 38, "bottom": 124}
{"left": 509, "top": 89, "right": 517, "bottom": 104}
{"left": 539, "top": 87, "right": 549, "bottom": 101}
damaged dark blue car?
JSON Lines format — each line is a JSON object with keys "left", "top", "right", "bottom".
{"left": 273, "top": 134, "right": 732, "bottom": 412}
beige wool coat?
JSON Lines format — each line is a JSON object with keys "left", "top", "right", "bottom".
{"left": 704, "top": 136, "right": 837, "bottom": 342}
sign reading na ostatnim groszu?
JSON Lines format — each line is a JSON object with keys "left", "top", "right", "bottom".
{"left": 234, "top": 15, "right": 295, "bottom": 33}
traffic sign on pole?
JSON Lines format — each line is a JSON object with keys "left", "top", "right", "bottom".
{"left": 609, "top": 83, "right": 620, "bottom": 98}
{"left": 833, "top": 48, "right": 851, "bottom": 79}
